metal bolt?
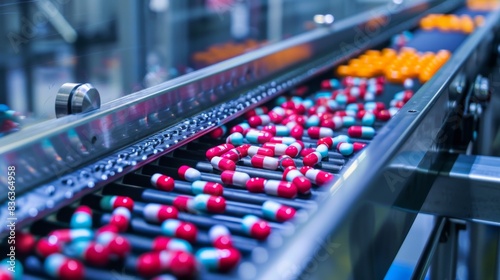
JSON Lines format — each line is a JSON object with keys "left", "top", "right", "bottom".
{"left": 473, "top": 75, "right": 490, "bottom": 101}
{"left": 55, "top": 83, "right": 101, "bottom": 118}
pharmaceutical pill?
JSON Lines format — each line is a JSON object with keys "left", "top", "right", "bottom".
{"left": 303, "top": 151, "right": 323, "bottom": 167}
{"left": 44, "top": 254, "right": 84, "bottom": 280}
{"left": 283, "top": 166, "right": 311, "bottom": 195}
{"left": 109, "top": 207, "right": 131, "bottom": 232}
{"left": 230, "top": 123, "right": 250, "bottom": 134}
{"left": 161, "top": 220, "right": 197, "bottom": 243}
{"left": 247, "top": 146, "right": 274, "bottom": 157}
{"left": 209, "top": 225, "right": 233, "bottom": 249}
{"left": 151, "top": 173, "right": 175, "bottom": 191}
{"left": 307, "top": 127, "right": 334, "bottom": 139}
{"left": 246, "top": 130, "right": 272, "bottom": 144}
{"left": 300, "top": 167, "right": 334, "bottom": 186}
{"left": 64, "top": 241, "right": 109, "bottom": 267}
{"left": 48, "top": 229, "right": 93, "bottom": 244}
{"left": 285, "top": 141, "right": 303, "bottom": 157}
{"left": 137, "top": 251, "right": 196, "bottom": 278}
{"left": 178, "top": 166, "right": 202, "bottom": 182}
{"left": 262, "top": 125, "right": 289, "bottom": 136}
{"left": 152, "top": 236, "right": 193, "bottom": 253}
{"left": 248, "top": 115, "right": 271, "bottom": 127}
{"left": 226, "top": 132, "right": 244, "bottom": 146}
{"left": 211, "top": 156, "right": 236, "bottom": 171}
{"left": 100, "top": 195, "right": 134, "bottom": 211}
{"left": 316, "top": 144, "right": 329, "bottom": 158}
{"left": 337, "top": 142, "right": 354, "bottom": 156}
{"left": 206, "top": 144, "right": 235, "bottom": 160}
{"left": 193, "top": 194, "right": 226, "bottom": 213}
{"left": 70, "top": 206, "right": 92, "bottom": 229}
{"left": 250, "top": 155, "right": 279, "bottom": 170}
{"left": 196, "top": 248, "right": 241, "bottom": 272}
{"left": 143, "top": 204, "right": 178, "bottom": 223}
{"left": 263, "top": 143, "right": 288, "bottom": 156}
{"left": 241, "top": 215, "right": 271, "bottom": 240}
{"left": 209, "top": 126, "right": 227, "bottom": 139}
{"left": 278, "top": 155, "right": 296, "bottom": 169}
{"left": 348, "top": 126, "right": 375, "bottom": 139}
{"left": 221, "top": 170, "right": 250, "bottom": 187}
{"left": 262, "top": 200, "right": 296, "bottom": 222}
{"left": 191, "top": 181, "right": 224, "bottom": 196}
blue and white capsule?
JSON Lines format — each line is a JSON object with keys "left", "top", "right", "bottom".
{"left": 361, "top": 113, "right": 376, "bottom": 126}
{"left": 70, "top": 206, "right": 92, "bottom": 229}
{"left": 226, "top": 132, "right": 244, "bottom": 146}
{"left": 332, "top": 135, "right": 352, "bottom": 146}
{"left": 316, "top": 144, "right": 329, "bottom": 158}
{"left": 337, "top": 142, "right": 354, "bottom": 156}
{"left": 342, "top": 116, "right": 356, "bottom": 127}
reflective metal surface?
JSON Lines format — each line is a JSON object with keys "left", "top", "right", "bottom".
{"left": 55, "top": 83, "right": 101, "bottom": 117}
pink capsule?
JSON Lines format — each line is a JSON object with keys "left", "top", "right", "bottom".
{"left": 317, "top": 137, "right": 334, "bottom": 149}
{"left": 283, "top": 166, "right": 311, "bottom": 194}
{"left": 270, "top": 136, "right": 297, "bottom": 145}
{"left": 193, "top": 194, "right": 226, "bottom": 213}
{"left": 236, "top": 144, "right": 250, "bottom": 157}
{"left": 263, "top": 143, "right": 288, "bottom": 156}
{"left": 206, "top": 144, "right": 235, "bottom": 160}
{"left": 178, "top": 166, "right": 201, "bottom": 182}
{"left": 376, "top": 109, "right": 391, "bottom": 121}
{"left": 250, "top": 155, "right": 279, "bottom": 170}
{"left": 300, "top": 166, "right": 334, "bottom": 186}
{"left": 353, "top": 142, "right": 367, "bottom": 152}
{"left": 248, "top": 115, "right": 271, "bottom": 127}
{"left": 226, "top": 132, "right": 244, "bottom": 146}
{"left": 191, "top": 181, "right": 224, "bottom": 196}
{"left": 320, "top": 116, "right": 343, "bottom": 130}
{"left": 307, "top": 127, "right": 334, "bottom": 139}
{"left": 268, "top": 107, "right": 286, "bottom": 123}
{"left": 246, "top": 130, "right": 272, "bottom": 144}
{"left": 150, "top": 173, "right": 175, "bottom": 191}
{"left": 347, "top": 126, "right": 375, "bottom": 139}
{"left": 211, "top": 156, "right": 236, "bottom": 171}
{"left": 246, "top": 178, "right": 297, "bottom": 198}
{"left": 137, "top": 251, "right": 197, "bottom": 278}
{"left": 289, "top": 125, "right": 304, "bottom": 140}
{"left": 247, "top": 146, "right": 274, "bottom": 157}
{"left": 209, "top": 225, "right": 233, "bottom": 249}
{"left": 262, "top": 124, "right": 289, "bottom": 136}
{"left": 173, "top": 196, "right": 195, "bottom": 213}
{"left": 245, "top": 107, "right": 269, "bottom": 118}
{"left": 100, "top": 195, "right": 134, "bottom": 211}
{"left": 300, "top": 147, "right": 316, "bottom": 157}
{"left": 278, "top": 155, "right": 296, "bottom": 169}
{"left": 109, "top": 207, "right": 131, "bottom": 232}
{"left": 196, "top": 248, "right": 241, "bottom": 272}
{"left": 303, "top": 151, "right": 323, "bottom": 167}
{"left": 209, "top": 126, "right": 227, "bottom": 139}
{"left": 95, "top": 226, "right": 131, "bottom": 259}
{"left": 66, "top": 241, "right": 110, "bottom": 267}
{"left": 285, "top": 141, "right": 303, "bottom": 157}
{"left": 241, "top": 215, "right": 271, "bottom": 240}
{"left": 221, "top": 170, "right": 250, "bottom": 187}
{"left": 262, "top": 200, "right": 296, "bottom": 222}
{"left": 230, "top": 123, "right": 250, "bottom": 134}
{"left": 221, "top": 148, "right": 242, "bottom": 161}
{"left": 152, "top": 236, "right": 193, "bottom": 253}
{"left": 48, "top": 229, "right": 93, "bottom": 244}
{"left": 36, "top": 237, "right": 62, "bottom": 258}
{"left": 143, "top": 203, "right": 178, "bottom": 223}
{"left": 44, "top": 254, "right": 84, "bottom": 280}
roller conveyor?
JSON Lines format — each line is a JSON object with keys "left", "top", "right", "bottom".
{"left": 1, "top": 0, "right": 500, "bottom": 279}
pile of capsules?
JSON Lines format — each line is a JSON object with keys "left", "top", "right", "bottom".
{"left": 0, "top": 73, "right": 416, "bottom": 279}
{"left": 0, "top": 104, "right": 21, "bottom": 137}
{"left": 419, "top": 13, "right": 484, "bottom": 33}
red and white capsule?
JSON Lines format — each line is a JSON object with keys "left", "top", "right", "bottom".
{"left": 209, "top": 126, "right": 227, "bottom": 139}
{"left": 262, "top": 200, "right": 296, "bottom": 222}
{"left": 100, "top": 195, "right": 134, "bottom": 211}
{"left": 137, "top": 251, "right": 197, "bottom": 278}
{"left": 307, "top": 127, "right": 334, "bottom": 139}
{"left": 95, "top": 227, "right": 131, "bottom": 259}
{"left": 246, "top": 130, "right": 272, "bottom": 144}
{"left": 206, "top": 144, "right": 234, "bottom": 160}
{"left": 270, "top": 136, "right": 297, "bottom": 145}
{"left": 317, "top": 137, "right": 334, "bottom": 149}
{"left": 150, "top": 173, "right": 175, "bottom": 191}
{"left": 211, "top": 156, "right": 236, "bottom": 171}
{"left": 247, "top": 146, "right": 274, "bottom": 157}
{"left": 209, "top": 225, "right": 233, "bottom": 249}
{"left": 262, "top": 125, "right": 289, "bottom": 136}
{"left": 48, "top": 229, "right": 93, "bottom": 244}
{"left": 347, "top": 126, "right": 375, "bottom": 139}
{"left": 44, "top": 254, "right": 84, "bottom": 280}
{"left": 221, "top": 170, "right": 250, "bottom": 188}
{"left": 36, "top": 238, "right": 62, "bottom": 258}
{"left": 172, "top": 196, "right": 195, "bottom": 213}
{"left": 300, "top": 166, "right": 334, "bottom": 186}
{"left": 283, "top": 166, "right": 312, "bottom": 195}
{"left": 246, "top": 178, "right": 297, "bottom": 198}
{"left": 303, "top": 151, "right": 323, "bottom": 167}
{"left": 143, "top": 203, "right": 178, "bottom": 223}
{"left": 196, "top": 248, "right": 241, "bottom": 272}
{"left": 248, "top": 115, "right": 271, "bottom": 127}
{"left": 221, "top": 148, "right": 242, "bottom": 162}
{"left": 285, "top": 141, "right": 304, "bottom": 157}
{"left": 278, "top": 155, "right": 296, "bottom": 169}
{"left": 152, "top": 236, "right": 193, "bottom": 253}
{"left": 109, "top": 207, "right": 131, "bottom": 232}
{"left": 250, "top": 155, "right": 279, "bottom": 170}
{"left": 268, "top": 107, "right": 286, "bottom": 123}
{"left": 353, "top": 142, "right": 367, "bottom": 152}
{"left": 241, "top": 215, "right": 271, "bottom": 240}
{"left": 289, "top": 125, "right": 304, "bottom": 140}
{"left": 64, "top": 241, "right": 110, "bottom": 267}
{"left": 161, "top": 220, "right": 198, "bottom": 243}
{"left": 263, "top": 143, "right": 288, "bottom": 156}
{"left": 178, "top": 166, "right": 201, "bottom": 182}
{"left": 230, "top": 123, "right": 250, "bottom": 134}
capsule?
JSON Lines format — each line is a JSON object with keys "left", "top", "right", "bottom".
{"left": 221, "top": 170, "right": 250, "bottom": 187}
{"left": 95, "top": 228, "right": 130, "bottom": 259}
{"left": 300, "top": 148, "right": 316, "bottom": 157}
{"left": 248, "top": 115, "right": 271, "bottom": 127}
{"left": 137, "top": 251, "right": 196, "bottom": 278}
{"left": 289, "top": 125, "right": 304, "bottom": 140}
{"left": 347, "top": 126, "right": 375, "bottom": 139}
{"left": 70, "top": 206, "right": 92, "bottom": 229}
{"left": 316, "top": 143, "right": 329, "bottom": 158}
{"left": 211, "top": 156, "right": 236, "bottom": 171}
{"left": 321, "top": 78, "right": 340, "bottom": 89}
{"left": 307, "top": 127, "right": 334, "bottom": 139}
{"left": 332, "top": 135, "right": 352, "bottom": 146}
{"left": 246, "top": 130, "right": 272, "bottom": 144}
{"left": 64, "top": 241, "right": 110, "bottom": 266}
{"left": 268, "top": 107, "right": 286, "bottom": 123}
{"left": 191, "top": 181, "right": 224, "bottom": 196}
{"left": 209, "top": 126, "right": 227, "bottom": 139}
{"left": 150, "top": 173, "right": 175, "bottom": 191}
{"left": 172, "top": 196, "right": 195, "bottom": 213}
{"left": 262, "top": 125, "right": 289, "bottom": 136}
{"left": 342, "top": 116, "right": 356, "bottom": 127}
{"left": 361, "top": 113, "right": 376, "bottom": 126}
{"left": 226, "top": 132, "right": 244, "bottom": 146}
{"left": 15, "top": 231, "right": 36, "bottom": 255}
{"left": 152, "top": 236, "right": 193, "bottom": 253}
{"left": 0, "top": 259, "right": 22, "bottom": 280}
{"left": 300, "top": 167, "right": 335, "bottom": 186}
{"left": 245, "top": 107, "right": 268, "bottom": 118}
{"left": 44, "top": 254, "right": 84, "bottom": 280}
{"left": 353, "top": 142, "right": 367, "bottom": 152}
{"left": 109, "top": 207, "right": 131, "bottom": 232}
{"left": 278, "top": 155, "right": 296, "bottom": 169}
{"left": 250, "top": 155, "right": 279, "bottom": 170}
{"left": 178, "top": 165, "right": 202, "bottom": 182}
{"left": 230, "top": 123, "right": 250, "bottom": 134}
{"left": 303, "top": 151, "right": 323, "bottom": 167}
{"left": 236, "top": 144, "right": 251, "bottom": 157}
{"left": 263, "top": 143, "right": 288, "bottom": 156}
{"left": 262, "top": 201, "right": 296, "bottom": 222}
{"left": 209, "top": 225, "right": 233, "bottom": 249}
{"left": 48, "top": 229, "right": 93, "bottom": 244}
{"left": 247, "top": 146, "right": 274, "bottom": 157}
{"left": 317, "top": 137, "right": 334, "bottom": 149}
{"left": 100, "top": 195, "right": 134, "bottom": 211}
{"left": 193, "top": 194, "right": 226, "bottom": 213}
{"left": 337, "top": 142, "right": 354, "bottom": 156}
{"left": 143, "top": 203, "right": 178, "bottom": 223}
{"left": 320, "top": 116, "right": 343, "bottom": 130}
{"left": 196, "top": 248, "right": 241, "bottom": 272}
{"left": 221, "top": 148, "right": 242, "bottom": 161}
{"left": 206, "top": 144, "right": 235, "bottom": 160}
{"left": 376, "top": 109, "right": 391, "bottom": 121}
{"left": 246, "top": 178, "right": 297, "bottom": 198}
{"left": 36, "top": 238, "right": 62, "bottom": 258}
{"left": 285, "top": 141, "right": 303, "bottom": 157}
{"left": 283, "top": 166, "right": 312, "bottom": 194}
{"left": 161, "top": 219, "right": 197, "bottom": 243}
{"left": 305, "top": 115, "right": 320, "bottom": 127}
{"left": 270, "top": 136, "right": 297, "bottom": 145}
{"left": 241, "top": 215, "right": 271, "bottom": 240}
{"left": 364, "top": 101, "right": 385, "bottom": 111}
